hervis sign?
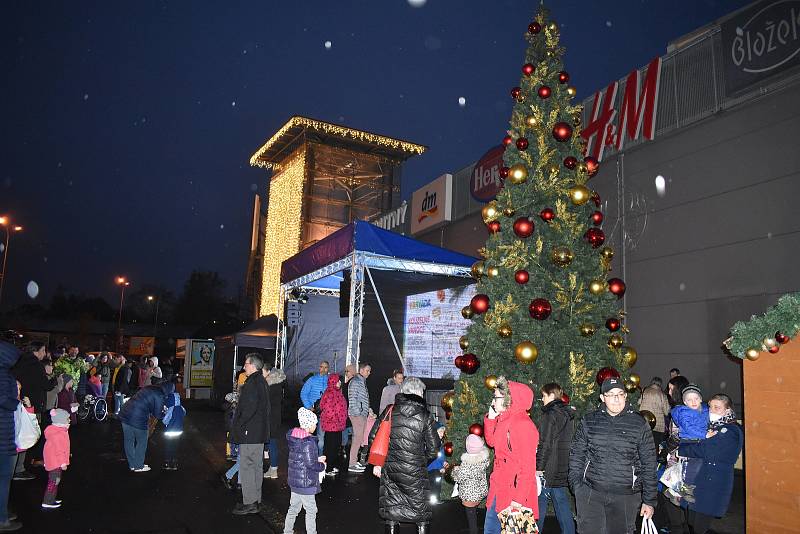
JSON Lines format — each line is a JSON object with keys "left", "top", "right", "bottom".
{"left": 470, "top": 145, "right": 506, "bottom": 202}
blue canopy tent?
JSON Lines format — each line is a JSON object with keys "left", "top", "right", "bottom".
{"left": 276, "top": 221, "right": 476, "bottom": 379}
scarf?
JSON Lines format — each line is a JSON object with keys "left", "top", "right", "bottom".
{"left": 708, "top": 410, "right": 737, "bottom": 431}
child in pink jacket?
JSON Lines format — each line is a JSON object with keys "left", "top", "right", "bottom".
{"left": 42, "top": 408, "right": 70, "bottom": 509}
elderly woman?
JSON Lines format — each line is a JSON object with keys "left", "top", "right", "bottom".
{"left": 369, "top": 377, "right": 440, "bottom": 534}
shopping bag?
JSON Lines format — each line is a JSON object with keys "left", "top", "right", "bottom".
{"left": 659, "top": 461, "right": 683, "bottom": 493}
{"left": 14, "top": 405, "right": 41, "bottom": 450}
{"left": 367, "top": 406, "right": 393, "bottom": 467}
{"left": 640, "top": 517, "right": 658, "bottom": 534}
{"left": 497, "top": 505, "right": 539, "bottom": 534}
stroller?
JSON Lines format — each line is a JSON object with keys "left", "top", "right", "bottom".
{"left": 78, "top": 393, "right": 108, "bottom": 422}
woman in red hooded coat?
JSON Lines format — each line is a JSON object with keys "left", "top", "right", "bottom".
{"left": 319, "top": 373, "right": 347, "bottom": 475}
{"left": 483, "top": 377, "right": 539, "bottom": 534}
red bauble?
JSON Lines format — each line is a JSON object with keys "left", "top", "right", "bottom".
{"left": 528, "top": 22, "right": 541, "bottom": 34}
{"left": 469, "top": 423, "right": 484, "bottom": 437}
{"left": 461, "top": 353, "right": 480, "bottom": 374}
{"left": 561, "top": 392, "right": 570, "bottom": 404}
{"left": 776, "top": 332, "right": 790, "bottom": 344}
{"left": 487, "top": 221, "right": 501, "bottom": 234}
{"left": 591, "top": 211, "right": 604, "bottom": 225}
{"left": 444, "top": 442, "right": 454, "bottom": 456}
{"left": 563, "top": 156, "right": 578, "bottom": 170}
{"left": 522, "top": 63, "right": 535, "bottom": 76}
{"left": 584, "top": 227, "right": 605, "bottom": 248}
{"left": 499, "top": 166, "right": 510, "bottom": 178}
{"left": 538, "top": 86, "right": 552, "bottom": 99}
{"left": 584, "top": 156, "right": 600, "bottom": 177}
{"left": 454, "top": 355, "right": 464, "bottom": 369}
{"left": 591, "top": 191, "right": 601, "bottom": 207}
{"left": 514, "top": 270, "right": 530, "bottom": 284}
{"left": 516, "top": 137, "right": 529, "bottom": 151}
{"left": 595, "top": 366, "right": 621, "bottom": 385}
{"left": 529, "top": 298, "right": 552, "bottom": 320}
{"left": 470, "top": 294, "right": 490, "bottom": 314}
{"left": 510, "top": 86, "right": 522, "bottom": 99}
{"left": 502, "top": 135, "right": 513, "bottom": 147}
{"left": 552, "top": 122, "right": 573, "bottom": 142}
{"left": 558, "top": 71, "right": 570, "bottom": 84}
{"left": 539, "top": 208, "right": 555, "bottom": 222}
{"left": 605, "top": 318, "right": 621, "bottom": 332}
{"left": 769, "top": 345, "right": 780, "bottom": 354}
{"left": 608, "top": 278, "right": 626, "bottom": 298}
{"left": 513, "top": 217, "right": 535, "bottom": 238}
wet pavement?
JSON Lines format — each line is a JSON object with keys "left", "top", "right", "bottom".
{"left": 8, "top": 400, "right": 744, "bottom": 534}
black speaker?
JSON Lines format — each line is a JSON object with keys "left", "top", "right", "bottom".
{"left": 339, "top": 270, "right": 351, "bottom": 317}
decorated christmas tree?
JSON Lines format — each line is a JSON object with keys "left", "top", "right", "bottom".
{"left": 443, "top": 7, "right": 640, "bottom": 479}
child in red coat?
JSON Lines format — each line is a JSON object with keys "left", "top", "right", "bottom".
{"left": 42, "top": 408, "right": 70, "bottom": 509}
{"left": 319, "top": 374, "right": 347, "bottom": 476}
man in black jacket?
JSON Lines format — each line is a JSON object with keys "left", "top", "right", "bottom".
{"left": 230, "top": 353, "right": 270, "bottom": 516}
{"left": 569, "top": 377, "right": 657, "bottom": 533}
{"left": 536, "top": 383, "right": 575, "bottom": 534}
{"left": 112, "top": 358, "right": 132, "bottom": 416}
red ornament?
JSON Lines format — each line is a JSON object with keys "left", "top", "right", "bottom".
{"left": 561, "top": 392, "right": 570, "bottom": 404}
{"left": 470, "top": 294, "right": 490, "bottom": 314}
{"left": 516, "top": 137, "right": 529, "bottom": 151}
{"left": 584, "top": 227, "right": 605, "bottom": 248}
{"left": 539, "top": 208, "right": 555, "bottom": 222}
{"left": 444, "top": 442, "right": 454, "bottom": 456}
{"left": 591, "top": 211, "right": 604, "bottom": 225}
{"left": 528, "top": 22, "right": 541, "bottom": 34}
{"left": 605, "top": 318, "right": 621, "bottom": 332}
{"left": 454, "top": 355, "right": 464, "bottom": 369}
{"left": 776, "top": 332, "right": 790, "bottom": 344}
{"left": 513, "top": 217, "right": 535, "bottom": 238}
{"left": 469, "top": 423, "right": 484, "bottom": 437}
{"left": 591, "top": 191, "right": 601, "bottom": 207}
{"left": 769, "top": 345, "right": 780, "bottom": 354}
{"left": 502, "top": 135, "right": 513, "bottom": 147}
{"left": 510, "top": 86, "right": 522, "bottom": 100}
{"left": 522, "top": 63, "right": 535, "bottom": 76}
{"left": 552, "top": 122, "right": 573, "bottom": 142}
{"left": 558, "top": 71, "right": 570, "bottom": 84}
{"left": 596, "top": 366, "right": 621, "bottom": 385}
{"left": 608, "top": 278, "right": 626, "bottom": 298}
{"left": 487, "top": 221, "right": 501, "bottom": 234}
{"left": 538, "top": 86, "right": 552, "bottom": 99}
{"left": 563, "top": 156, "right": 578, "bottom": 170}
{"left": 584, "top": 156, "right": 600, "bottom": 177}
{"left": 460, "top": 353, "right": 480, "bottom": 374}
{"left": 514, "top": 270, "right": 530, "bottom": 284}
{"left": 529, "top": 298, "right": 552, "bottom": 320}
{"left": 499, "top": 166, "right": 510, "bottom": 178}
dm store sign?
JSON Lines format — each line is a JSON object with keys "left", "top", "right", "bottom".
{"left": 410, "top": 173, "right": 453, "bottom": 235}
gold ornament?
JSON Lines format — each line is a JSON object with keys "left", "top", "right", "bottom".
{"left": 458, "top": 335, "right": 469, "bottom": 350}
{"left": 623, "top": 346, "right": 638, "bottom": 368}
{"left": 548, "top": 22, "right": 558, "bottom": 31}
{"left": 486, "top": 265, "right": 500, "bottom": 278}
{"left": 629, "top": 373, "right": 641, "bottom": 386}
{"left": 461, "top": 305, "right": 474, "bottom": 319}
{"left": 600, "top": 247, "right": 614, "bottom": 261}
{"left": 745, "top": 348, "right": 760, "bottom": 361}
{"left": 577, "top": 162, "right": 588, "bottom": 173}
{"left": 503, "top": 207, "right": 516, "bottom": 217}
{"left": 441, "top": 391, "right": 455, "bottom": 411}
{"left": 568, "top": 185, "right": 591, "bottom": 205}
{"left": 567, "top": 86, "right": 577, "bottom": 97}
{"left": 764, "top": 337, "right": 778, "bottom": 348}
{"left": 514, "top": 341, "right": 539, "bottom": 363}
{"left": 471, "top": 260, "right": 485, "bottom": 279}
{"left": 550, "top": 246, "right": 574, "bottom": 267}
{"left": 481, "top": 201, "right": 499, "bottom": 223}
{"left": 624, "top": 380, "right": 638, "bottom": 393}
{"left": 608, "top": 334, "right": 624, "bottom": 349}
{"left": 526, "top": 116, "right": 539, "bottom": 127}
{"left": 549, "top": 165, "right": 559, "bottom": 175}
{"left": 579, "top": 324, "right": 596, "bottom": 337}
{"left": 516, "top": 94, "right": 526, "bottom": 103}
{"left": 589, "top": 279, "right": 605, "bottom": 295}
{"left": 546, "top": 49, "right": 555, "bottom": 58}
{"left": 640, "top": 410, "right": 656, "bottom": 429}
{"left": 509, "top": 164, "right": 528, "bottom": 185}
{"left": 572, "top": 113, "right": 582, "bottom": 127}
{"left": 484, "top": 375, "right": 498, "bottom": 390}
{"left": 497, "top": 322, "right": 513, "bottom": 339}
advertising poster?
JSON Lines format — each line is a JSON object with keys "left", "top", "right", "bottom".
{"left": 402, "top": 285, "right": 476, "bottom": 379}
{"left": 189, "top": 340, "right": 215, "bottom": 388}
{"left": 128, "top": 336, "right": 155, "bottom": 356}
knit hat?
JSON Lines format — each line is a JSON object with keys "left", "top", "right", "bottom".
{"left": 50, "top": 408, "right": 70, "bottom": 427}
{"left": 60, "top": 373, "right": 74, "bottom": 386}
{"left": 297, "top": 407, "right": 317, "bottom": 430}
{"left": 465, "top": 434, "right": 485, "bottom": 454}
{"left": 682, "top": 383, "right": 702, "bottom": 399}
{"left": 601, "top": 377, "right": 624, "bottom": 394}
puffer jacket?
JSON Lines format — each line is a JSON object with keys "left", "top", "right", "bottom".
{"left": 671, "top": 405, "right": 709, "bottom": 440}
{"left": 369, "top": 393, "right": 440, "bottom": 523}
{"left": 119, "top": 383, "right": 174, "bottom": 430}
{"left": 319, "top": 374, "right": 347, "bottom": 432}
{"left": 300, "top": 373, "right": 328, "bottom": 410}
{"left": 453, "top": 448, "right": 490, "bottom": 503}
{"left": 0, "top": 342, "right": 21, "bottom": 457}
{"left": 286, "top": 428, "right": 325, "bottom": 495}
{"left": 536, "top": 399, "right": 574, "bottom": 488}
{"left": 569, "top": 402, "right": 658, "bottom": 506}
{"left": 230, "top": 371, "right": 270, "bottom": 444}
{"left": 348, "top": 374, "right": 370, "bottom": 417}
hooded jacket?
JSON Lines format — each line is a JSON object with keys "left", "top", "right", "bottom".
{"left": 266, "top": 367, "right": 286, "bottom": 437}
{"left": 483, "top": 381, "right": 539, "bottom": 516}
{"left": 0, "top": 342, "right": 21, "bottom": 457}
{"left": 319, "top": 374, "right": 347, "bottom": 432}
{"left": 230, "top": 371, "right": 270, "bottom": 444}
{"left": 300, "top": 373, "right": 328, "bottom": 410}
{"left": 536, "top": 399, "right": 574, "bottom": 488}
{"left": 286, "top": 428, "right": 325, "bottom": 495}
{"left": 369, "top": 392, "right": 440, "bottom": 523}
{"left": 43, "top": 425, "right": 70, "bottom": 471}
{"left": 119, "top": 383, "right": 174, "bottom": 430}
{"left": 671, "top": 405, "right": 709, "bottom": 440}
{"left": 453, "top": 447, "right": 491, "bottom": 503}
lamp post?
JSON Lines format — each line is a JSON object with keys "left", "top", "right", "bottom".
{"left": 116, "top": 276, "right": 130, "bottom": 350}
{"left": 0, "top": 216, "right": 23, "bottom": 309}
{"left": 147, "top": 294, "right": 160, "bottom": 338}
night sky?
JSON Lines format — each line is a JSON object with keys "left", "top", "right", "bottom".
{"left": 0, "top": 0, "right": 747, "bottom": 308}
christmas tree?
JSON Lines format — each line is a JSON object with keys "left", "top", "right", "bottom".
{"left": 443, "top": 7, "right": 639, "bottom": 481}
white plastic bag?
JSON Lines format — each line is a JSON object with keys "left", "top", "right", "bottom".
{"left": 640, "top": 516, "right": 658, "bottom": 534}
{"left": 14, "top": 405, "right": 41, "bottom": 450}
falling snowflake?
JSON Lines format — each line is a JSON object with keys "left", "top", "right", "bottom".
{"left": 407, "top": 0, "right": 427, "bottom": 7}
{"left": 220, "top": 224, "right": 225, "bottom": 229}
{"left": 83, "top": 93, "right": 89, "bottom": 101}
{"left": 324, "top": 41, "right": 332, "bottom": 49}
{"left": 679, "top": 283, "right": 686, "bottom": 291}
{"left": 231, "top": 101, "right": 236, "bottom": 107}
{"left": 27, "top": 281, "right": 39, "bottom": 299}
{"left": 655, "top": 175, "right": 666, "bottom": 197}
{"left": 458, "top": 97, "right": 466, "bottom": 107}
{"left": 606, "top": 21, "right": 612, "bottom": 27}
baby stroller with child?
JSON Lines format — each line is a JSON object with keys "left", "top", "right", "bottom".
{"left": 77, "top": 393, "right": 108, "bottom": 422}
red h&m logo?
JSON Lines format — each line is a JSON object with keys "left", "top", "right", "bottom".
{"left": 581, "top": 57, "right": 662, "bottom": 162}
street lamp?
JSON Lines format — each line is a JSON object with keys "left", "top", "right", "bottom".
{"left": 0, "top": 216, "right": 23, "bottom": 309}
{"left": 147, "top": 294, "right": 161, "bottom": 338}
{"left": 116, "top": 276, "right": 130, "bottom": 350}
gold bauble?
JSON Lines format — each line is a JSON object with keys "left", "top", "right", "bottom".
{"left": 640, "top": 410, "right": 656, "bottom": 430}
{"left": 745, "top": 348, "right": 760, "bottom": 361}
{"left": 572, "top": 113, "right": 582, "bottom": 127}
{"left": 484, "top": 375, "right": 498, "bottom": 390}
{"left": 486, "top": 265, "right": 500, "bottom": 278}
{"left": 461, "top": 305, "right": 474, "bottom": 319}
{"left": 577, "top": 162, "right": 588, "bottom": 173}
{"left": 600, "top": 247, "right": 615, "bottom": 261}
{"left": 503, "top": 207, "right": 516, "bottom": 217}
{"left": 514, "top": 341, "right": 539, "bottom": 363}
{"left": 624, "top": 380, "right": 638, "bottom": 393}
{"left": 481, "top": 201, "right": 499, "bottom": 223}
{"left": 579, "top": 324, "right": 596, "bottom": 337}
{"left": 550, "top": 246, "right": 574, "bottom": 267}
{"left": 546, "top": 49, "right": 555, "bottom": 58}
{"left": 509, "top": 164, "right": 528, "bottom": 185}
{"left": 458, "top": 335, "right": 469, "bottom": 350}
{"left": 497, "top": 322, "right": 513, "bottom": 339}
{"left": 629, "top": 373, "right": 641, "bottom": 386}
{"left": 526, "top": 116, "right": 539, "bottom": 127}
{"left": 764, "top": 337, "right": 778, "bottom": 348}
{"left": 623, "top": 346, "right": 638, "bottom": 368}
{"left": 549, "top": 165, "right": 559, "bottom": 175}
{"left": 568, "top": 185, "right": 592, "bottom": 205}
{"left": 548, "top": 22, "right": 558, "bottom": 31}
{"left": 608, "top": 334, "right": 624, "bottom": 349}
{"left": 471, "top": 260, "right": 485, "bottom": 279}
{"left": 567, "top": 86, "right": 577, "bottom": 97}
{"left": 516, "top": 94, "right": 526, "bottom": 103}
{"left": 589, "top": 279, "right": 606, "bottom": 295}
{"left": 441, "top": 391, "right": 455, "bottom": 411}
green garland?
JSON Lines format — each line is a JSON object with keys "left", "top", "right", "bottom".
{"left": 727, "top": 293, "right": 800, "bottom": 359}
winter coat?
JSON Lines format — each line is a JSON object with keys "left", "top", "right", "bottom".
{"left": 163, "top": 393, "right": 186, "bottom": 434}
{"left": 379, "top": 380, "right": 400, "bottom": 414}
{"left": 348, "top": 374, "right": 370, "bottom": 417}
{"left": 43, "top": 425, "right": 70, "bottom": 471}
{"left": 453, "top": 448, "right": 490, "bottom": 503}
{"left": 45, "top": 374, "right": 63, "bottom": 411}
{"left": 300, "top": 373, "right": 328, "bottom": 410}
{"left": 679, "top": 422, "right": 743, "bottom": 518}
{"left": 119, "top": 383, "right": 174, "bottom": 430}
{"left": 671, "top": 405, "right": 709, "bottom": 440}
{"left": 286, "top": 428, "right": 325, "bottom": 495}
{"left": 266, "top": 368, "right": 286, "bottom": 438}
{"left": 639, "top": 384, "right": 670, "bottom": 433}
{"left": 230, "top": 371, "right": 270, "bottom": 444}
{"left": 12, "top": 351, "right": 55, "bottom": 414}
{"left": 57, "top": 387, "right": 78, "bottom": 425}
{"left": 0, "top": 342, "right": 21, "bottom": 457}
{"left": 319, "top": 374, "right": 347, "bottom": 432}
{"left": 536, "top": 399, "right": 574, "bottom": 488}
{"left": 113, "top": 366, "right": 132, "bottom": 396}
{"left": 97, "top": 362, "right": 111, "bottom": 385}
{"left": 88, "top": 376, "right": 103, "bottom": 397}
{"left": 569, "top": 402, "right": 658, "bottom": 506}
{"left": 369, "top": 393, "right": 440, "bottom": 523}
{"left": 483, "top": 381, "right": 539, "bottom": 516}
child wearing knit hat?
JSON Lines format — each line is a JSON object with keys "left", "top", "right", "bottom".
{"left": 283, "top": 408, "right": 326, "bottom": 534}
{"left": 452, "top": 434, "right": 490, "bottom": 534}
{"left": 42, "top": 409, "right": 70, "bottom": 509}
